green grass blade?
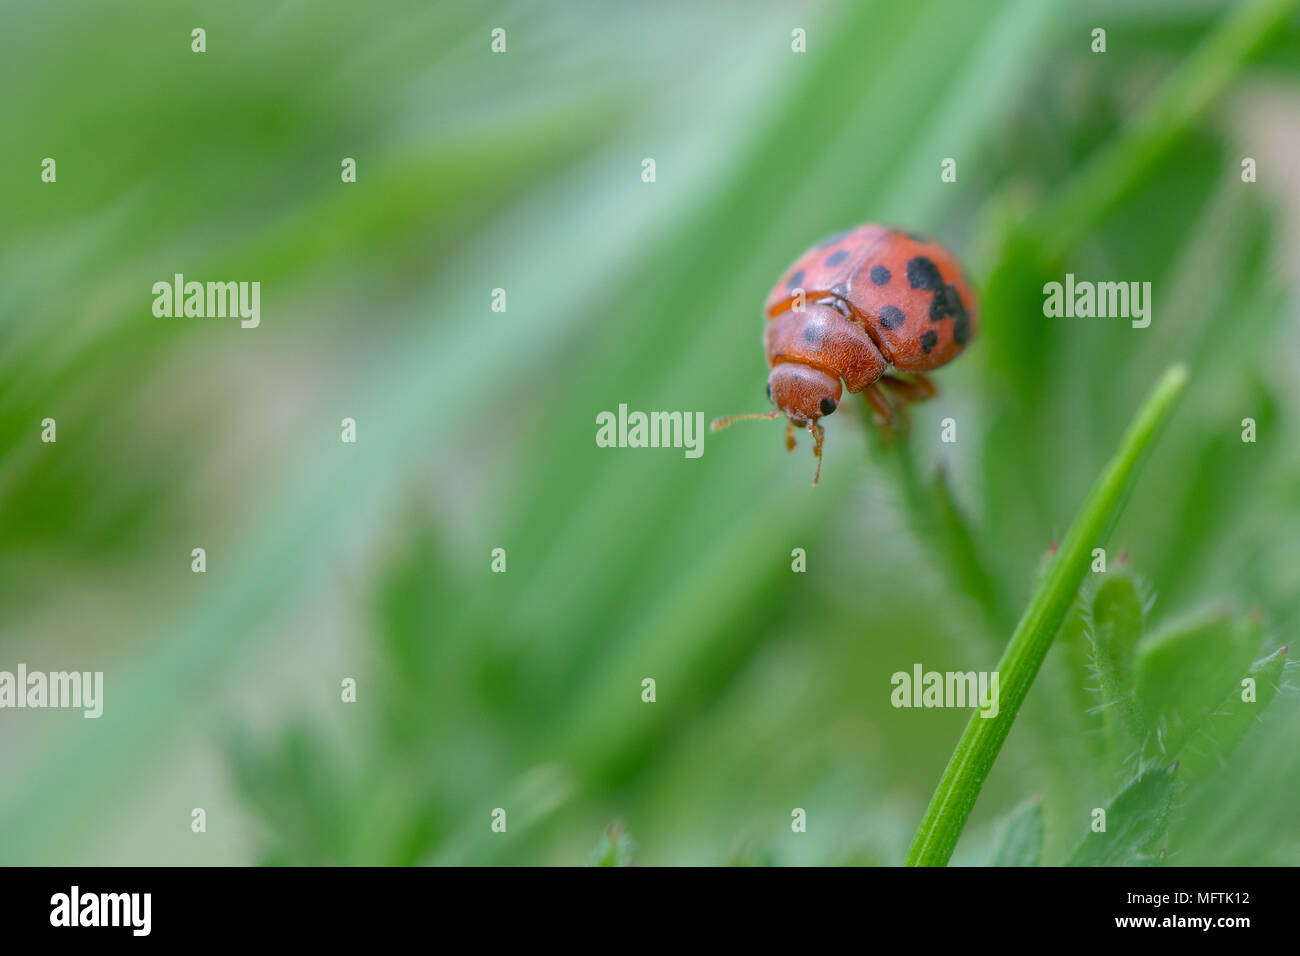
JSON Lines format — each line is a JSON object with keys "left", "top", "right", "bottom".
{"left": 865, "top": 430, "right": 1012, "bottom": 641}
{"left": 905, "top": 364, "right": 1188, "bottom": 866}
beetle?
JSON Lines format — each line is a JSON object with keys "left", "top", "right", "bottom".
{"left": 712, "top": 224, "right": 978, "bottom": 484}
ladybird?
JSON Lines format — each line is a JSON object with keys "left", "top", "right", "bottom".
{"left": 712, "top": 224, "right": 978, "bottom": 484}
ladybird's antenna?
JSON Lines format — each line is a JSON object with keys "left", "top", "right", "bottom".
{"left": 710, "top": 410, "right": 781, "bottom": 431}
{"left": 810, "top": 422, "right": 825, "bottom": 486}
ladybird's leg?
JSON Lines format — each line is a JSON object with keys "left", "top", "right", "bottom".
{"left": 878, "top": 374, "right": 936, "bottom": 433}
{"left": 809, "top": 422, "right": 825, "bottom": 486}
{"left": 879, "top": 374, "right": 934, "bottom": 405}
{"left": 886, "top": 371, "right": 937, "bottom": 400}
{"left": 861, "top": 382, "right": 896, "bottom": 429}
{"left": 785, "top": 419, "right": 797, "bottom": 452}
{"left": 859, "top": 383, "right": 901, "bottom": 443}
{"left": 909, "top": 372, "right": 937, "bottom": 399}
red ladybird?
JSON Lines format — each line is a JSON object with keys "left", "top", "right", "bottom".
{"left": 713, "top": 224, "right": 978, "bottom": 484}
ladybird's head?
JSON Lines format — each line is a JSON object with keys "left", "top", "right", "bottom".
{"left": 711, "top": 361, "right": 841, "bottom": 486}
{"left": 765, "top": 362, "right": 842, "bottom": 426}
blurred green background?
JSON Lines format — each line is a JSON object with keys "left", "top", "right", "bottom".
{"left": 1, "top": 0, "right": 1298, "bottom": 866}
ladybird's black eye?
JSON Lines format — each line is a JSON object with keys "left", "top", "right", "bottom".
{"left": 766, "top": 383, "right": 773, "bottom": 403}
{"left": 819, "top": 397, "right": 837, "bottom": 416}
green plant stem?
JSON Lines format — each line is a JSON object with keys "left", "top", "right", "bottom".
{"left": 868, "top": 420, "right": 1012, "bottom": 640}
{"left": 904, "top": 364, "right": 1188, "bottom": 866}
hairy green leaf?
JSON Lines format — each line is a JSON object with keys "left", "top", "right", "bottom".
{"left": 989, "top": 798, "right": 1044, "bottom": 866}
{"left": 1065, "top": 766, "right": 1178, "bottom": 866}
{"left": 1179, "top": 645, "right": 1289, "bottom": 781}
{"left": 1135, "top": 610, "right": 1262, "bottom": 761}
{"left": 1090, "top": 570, "right": 1148, "bottom": 760}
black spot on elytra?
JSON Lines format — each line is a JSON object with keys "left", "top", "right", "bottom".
{"left": 816, "top": 228, "right": 851, "bottom": 250}
{"left": 920, "top": 330, "right": 938, "bottom": 354}
{"left": 801, "top": 322, "right": 824, "bottom": 345}
{"left": 908, "top": 255, "right": 971, "bottom": 348}
{"left": 870, "top": 264, "right": 891, "bottom": 285}
{"left": 878, "top": 305, "right": 906, "bottom": 330}
{"left": 786, "top": 269, "right": 805, "bottom": 291}
{"left": 766, "top": 382, "right": 772, "bottom": 402}
{"left": 928, "top": 285, "right": 959, "bottom": 322}
{"left": 928, "top": 283, "right": 971, "bottom": 346}
{"left": 954, "top": 310, "right": 970, "bottom": 346}
{"left": 824, "top": 249, "right": 849, "bottom": 268}
{"left": 907, "top": 256, "right": 943, "bottom": 291}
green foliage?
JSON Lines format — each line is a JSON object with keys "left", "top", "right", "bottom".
{"left": 988, "top": 799, "right": 1044, "bottom": 867}
{"left": 906, "top": 364, "right": 1187, "bottom": 866}
{"left": 1178, "top": 645, "right": 1289, "bottom": 781}
{"left": 1030, "top": 571, "right": 1287, "bottom": 867}
{"left": 1090, "top": 569, "right": 1149, "bottom": 764}
{"left": 1064, "top": 766, "right": 1178, "bottom": 867}
{"left": 1135, "top": 610, "right": 1263, "bottom": 763}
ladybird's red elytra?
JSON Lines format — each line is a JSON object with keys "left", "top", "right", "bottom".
{"left": 713, "top": 223, "right": 978, "bottom": 485}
